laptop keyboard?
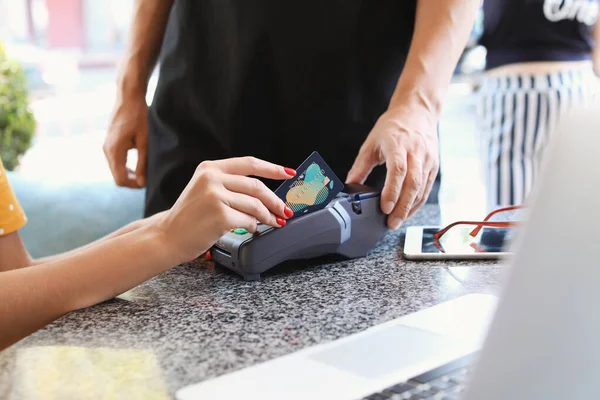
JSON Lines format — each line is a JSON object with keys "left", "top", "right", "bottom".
{"left": 360, "top": 353, "right": 477, "bottom": 400}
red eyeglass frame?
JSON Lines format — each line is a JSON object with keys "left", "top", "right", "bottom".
{"left": 433, "top": 205, "right": 524, "bottom": 242}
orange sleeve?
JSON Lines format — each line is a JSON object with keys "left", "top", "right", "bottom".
{"left": 0, "top": 159, "right": 27, "bottom": 236}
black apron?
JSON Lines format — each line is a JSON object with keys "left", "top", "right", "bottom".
{"left": 146, "top": 0, "right": 440, "bottom": 217}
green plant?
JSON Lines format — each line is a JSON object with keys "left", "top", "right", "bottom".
{"left": 0, "top": 42, "right": 36, "bottom": 171}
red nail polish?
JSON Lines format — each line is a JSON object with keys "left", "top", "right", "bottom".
{"left": 206, "top": 251, "right": 212, "bottom": 261}
{"left": 284, "top": 167, "right": 296, "bottom": 176}
{"left": 284, "top": 206, "right": 294, "bottom": 218}
{"left": 276, "top": 217, "right": 286, "bottom": 227}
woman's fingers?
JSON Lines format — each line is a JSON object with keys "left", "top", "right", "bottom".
{"left": 225, "top": 208, "right": 261, "bottom": 233}
{"left": 211, "top": 156, "right": 296, "bottom": 180}
{"left": 222, "top": 175, "right": 293, "bottom": 220}
{"left": 194, "top": 156, "right": 296, "bottom": 230}
{"left": 225, "top": 191, "right": 287, "bottom": 228}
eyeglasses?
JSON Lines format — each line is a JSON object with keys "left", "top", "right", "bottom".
{"left": 434, "top": 205, "right": 523, "bottom": 240}
{"left": 432, "top": 205, "right": 524, "bottom": 252}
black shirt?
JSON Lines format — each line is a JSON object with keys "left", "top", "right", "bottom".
{"left": 146, "top": 0, "right": 420, "bottom": 216}
{"left": 480, "top": 0, "right": 599, "bottom": 70}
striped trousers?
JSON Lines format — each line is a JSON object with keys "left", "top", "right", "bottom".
{"left": 477, "top": 66, "right": 600, "bottom": 210}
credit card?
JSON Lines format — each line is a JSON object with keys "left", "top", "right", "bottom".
{"left": 274, "top": 151, "right": 344, "bottom": 220}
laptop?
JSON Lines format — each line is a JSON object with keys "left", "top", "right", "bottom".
{"left": 176, "top": 104, "right": 600, "bottom": 400}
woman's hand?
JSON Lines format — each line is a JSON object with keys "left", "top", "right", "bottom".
{"left": 156, "top": 157, "right": 296, "bottom": 263}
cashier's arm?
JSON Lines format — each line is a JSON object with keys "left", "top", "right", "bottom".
{"left": 348, "top": 0, "right": 480, "bottom": 228}
{"left": 592, "top": 11, "right": 600, "bottom": 77}
{"left": 391, "top": 0, "right": 480, "bottom": 112}
{"left": 104, "top": 0, "right": 174, "bottom": 188}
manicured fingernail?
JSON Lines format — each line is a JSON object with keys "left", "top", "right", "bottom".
{"left": 383, "top": 202, "right": 395, "bottom": 214}
{"left": 284, "top": 206, "right": 294, "bottom": 218}
{"left": 284, "top": 167, "right": 296, "bottom": 176}
{"left": 206, "top": 251, "right": 212, "bottom": 261}
{"left": 389, "top": 217, "right": 403, "bottom": 230}
{"left": 276, "top": 217, "right": 286, "bottom": 227}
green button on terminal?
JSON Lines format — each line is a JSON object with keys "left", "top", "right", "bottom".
{"left": 233, "top": 228, "right": 248, "bottom": 235}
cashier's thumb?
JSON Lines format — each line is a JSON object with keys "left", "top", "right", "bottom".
{"left": 346, "top": 148, "right": 375, "bottom": 185}
{"left": 135, "top": 144, "right": 147, "bottom": 187}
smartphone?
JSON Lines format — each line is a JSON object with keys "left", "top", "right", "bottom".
{"left": 402, "top": 225, "right": 514, "bottom": 260}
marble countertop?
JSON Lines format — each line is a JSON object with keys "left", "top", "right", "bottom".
{"left": 0, "top": 205, "right": 507, "bottom": 399}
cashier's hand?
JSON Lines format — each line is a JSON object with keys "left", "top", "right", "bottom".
{"left": 156, "top": 157, "right": 296, "bottom": 262}
{"left": 346, "top": 105, "right": 439, "bottom": 230}
{"left": 103, "top": 90, "right": 149, "bottom": 188}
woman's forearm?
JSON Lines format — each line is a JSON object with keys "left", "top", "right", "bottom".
{"left": 0, "top": 224, "right": 179, "bottom": 350}
{"left": 31, "top": 212, "right": 166, "bottom": 267}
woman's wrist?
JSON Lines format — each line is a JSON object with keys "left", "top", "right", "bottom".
{"left": 146, "top": 211, "right": 201, "bottom": 267}
{"left": 141, "top": 222, "right": 185, "bottom": 268}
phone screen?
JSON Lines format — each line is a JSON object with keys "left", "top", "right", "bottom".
{"left": 420, "top": 227, "right": 514, "bottom": 254}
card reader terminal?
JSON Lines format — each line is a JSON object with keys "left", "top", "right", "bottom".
{"left": 210, "top": 183, "right": 389, "bottom": 281}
